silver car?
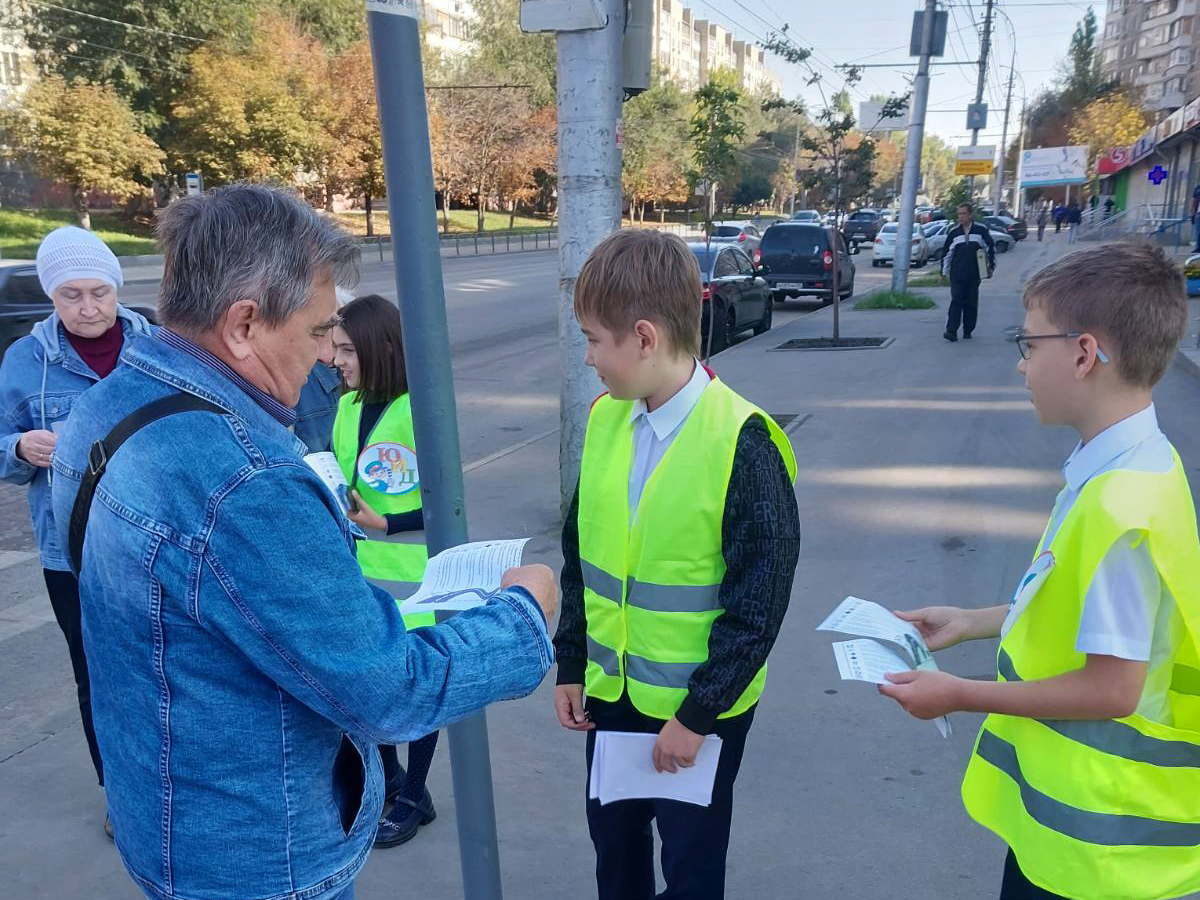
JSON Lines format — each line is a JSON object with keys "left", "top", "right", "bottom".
{"left": 706, "top": 221, "right": 763, "bottom": 262}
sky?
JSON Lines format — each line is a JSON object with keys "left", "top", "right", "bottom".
{"left": 688, "top": 0, "right": 1105, "bottom": 147}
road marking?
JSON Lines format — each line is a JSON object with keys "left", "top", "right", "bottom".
{"left": 0, "top": 597, "right": 56, "bottom": 644}
{"left": 0, "top": 550, "right": 37, "bottom": 572}
{"left": 463, "top": 428, "right": 559, "bottom": 474}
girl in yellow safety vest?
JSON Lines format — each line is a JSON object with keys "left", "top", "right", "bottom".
{"left": 331, "top": 294, "right": 438, "bottom": 849}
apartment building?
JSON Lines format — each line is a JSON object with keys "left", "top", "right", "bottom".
{"left": 422, "top": 0, "right": 476, "bottom": 56}
{"left": 1100, "top": 0, "right": 1199, "bottom": 114}
{"left": 0, "top": 25, "right": 31, "bottom": 108}
{"left": 650, "top": 0, "right": 781, "bottom": 93}
{"left": 734, "top": 40, "right": 782, "bottom": 95}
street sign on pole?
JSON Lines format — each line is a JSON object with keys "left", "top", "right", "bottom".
{"left": 365, "top": 4, "right": 505, "bottom": 898}
{"left": 966, "top": 103, "right": 988, "bottom": 131}
{"left": 909, "top": 9, "right": 947, "bottom": 57}
{"left": 955, "top": 145, "right": 995, "bottom": 176}
{"left": 520, "top": 0, "right": 606, "bottom": 32}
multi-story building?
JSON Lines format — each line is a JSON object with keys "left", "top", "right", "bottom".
{"left": 650, "top": 0, "right": 781, "bottom": 93}
{"left": 0, "top": 24, "right": 32, "bottom": 108}
{"left": 421, "top": 0, "right": 476, "bottom": 56}
{"left": 1100, "top": 0, "right": 1199, "bottom": 115}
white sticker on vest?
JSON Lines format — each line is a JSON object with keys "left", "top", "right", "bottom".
{"left": 1001, "top": 550, "right": 1056, "bottom": 639}
{"left": 357, "top": 441, "right": 419, "bottom": 495}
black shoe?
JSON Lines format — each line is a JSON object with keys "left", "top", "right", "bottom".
{"left": 962, "top": 332, "right": 973, "bottom": 340}
{"left": 383, "top": 766, "right": 408, "bottom": 803}
{"left": 943, "top": 330, "right": 957, "bottom": 342}
{"left": 374, "top": 788, "right": 436, "bottom": 848}
{"left": 104, "top": 813, "right": 114, "bottom": 842}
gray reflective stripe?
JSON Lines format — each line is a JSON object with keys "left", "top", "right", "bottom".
{"left": 582, "top": 560, "right": 623, "bottom": 604}
{"left": 976, "top": 731, "right": 1200, "bottom": 847}
{"left": 368, "top": 578, "right": 421, "bottom": 601}
{"left": 625, "top": 654, "right": 697, "bottom": 690}
{"left": 375, "top": 529, "right": 426, "bottom": 546}
{"left": 997, "top": 649, "right": 1200, "bottom": 768}
{"left": 587, "top": 637, "right": 620, "bottom": 677}
{"left": 626, "top": 579, "right": 721, "bottom": 613}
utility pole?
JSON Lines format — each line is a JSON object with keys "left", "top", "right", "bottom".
{"left": 891, "top": 0, "right": 937, "bottom": 293}
{"left": 993, "top": 52, "right": 1016, "bottom": 213}
{"left": 365, "top": 4, "right": 502, "bottom": 898}
{"left": 968, "top": 0, "right": 995, "bottom": 195}
{"left": 1014, "top": 97, "right": 1027, "bottom": 218}
{"left": 554, "top": 0, "right": 625, "bottom": 513}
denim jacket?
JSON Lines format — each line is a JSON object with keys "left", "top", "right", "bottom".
{"left": 294, "top": 363, "right": 342, "bottom": 453}
{"left": 0, "top": 306, "right": 153, "bottom": 570}
{"left": 49, "top": 335, "right": 554, "bottom": 900}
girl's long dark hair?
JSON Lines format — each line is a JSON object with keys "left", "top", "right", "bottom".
{"left": 339, "top": 294, "right": 408, "bottom": 404}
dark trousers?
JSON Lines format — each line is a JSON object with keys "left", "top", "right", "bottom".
{"left": 1036, "top": 223, "right": 1045, "bottom": 241}
{"left": 946, "top": 277, "right": 980, "bottom": 337}
{"left": 584, "top": 693, "right": 755, "bottom": 900}
{"left": 43, "top": 569, "right": 104, "bottom": 785}
{"left": 999, "top": 850, "right": 1068, "bottom": 900}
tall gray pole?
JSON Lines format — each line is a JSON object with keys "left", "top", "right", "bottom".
{"left": 1014, "top": 97, "right": 1027, "bottom": 218}
{"left": 365, "top": 5, "right": 504, "bottom": 898}
{"left": 890, "top": 0, "right": 937, "bottom": 293}
{"left": 993, "top": 53, "right": 1016, "bottom": 213}
{"left": 556, "top": 0, "right": 625, "bottom": 514}
{"left": 968, "top": 0, "right": 995, "bottom": 194}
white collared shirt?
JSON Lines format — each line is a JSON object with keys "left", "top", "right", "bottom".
{"left": 1006, "top": 404, "right": 1181, "bottom": 723}
{"left": 628, "top": 360, "right": 712, "bottom": 516}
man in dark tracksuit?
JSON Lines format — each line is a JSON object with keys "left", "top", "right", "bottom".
{"left": 941, "top": 203, "right": 995, "bottom": 342}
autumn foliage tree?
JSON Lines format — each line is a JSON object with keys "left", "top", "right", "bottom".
{"left": 3, "top": 75, "right": 164, "bottom": 228}
{"left": 622, "top": 75, "right": 691, "bottom": 223}
{"left": 1068, "top": 91, "right": 1148, "bottom": 180}
{"left": 328, "top": 43, "right": 386, "bottom": 234}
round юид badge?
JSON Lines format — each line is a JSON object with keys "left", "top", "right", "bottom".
{"left": 357, "top": 441, "right": 419, "bottom": 495}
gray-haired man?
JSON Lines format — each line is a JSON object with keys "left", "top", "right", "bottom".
{"left": 50, "top": 184, "right": 557, "bottom": 900}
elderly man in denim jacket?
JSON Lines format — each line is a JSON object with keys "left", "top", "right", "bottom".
{"left": 50, "top": 184, "right": 557, "bottom": 900}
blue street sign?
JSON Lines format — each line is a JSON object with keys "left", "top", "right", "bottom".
{"left": 1148, "top": 165, "right": 1169, "bottom": 185}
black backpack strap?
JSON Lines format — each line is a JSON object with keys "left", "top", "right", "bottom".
{"left": 68, "top": 393, "right": 224, "bottom": 574}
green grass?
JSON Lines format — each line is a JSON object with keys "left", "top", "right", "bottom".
{"left": 904, "top": 273, "right": 948, "bottom": 288}
{"left": 336, "top": 208, "right": 554, "bottom": 237}
{"left": 854, "top": 290, "right": 936, "bottom": 310}
{"left": 0, "top": 208, "right": 158, "bottom": 259}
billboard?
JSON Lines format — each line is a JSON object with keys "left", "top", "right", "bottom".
{"left": 1019, "top": 146, "right": 1088, "bottom": 187}
{"left": 955, "top": 145, "right": 995, "bottom": 176}
{"left": 1096, "top": 146, "right": 1131, "bottom": 176}
{"left": 859, "top": 101, "right": 908, "bottom": 134}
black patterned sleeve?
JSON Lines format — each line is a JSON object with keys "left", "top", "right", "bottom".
{"left": 674, "top": 416, "right": 801, "bottom": 734}
{"left": 553, "top": 483, "right": 588, "bottom": 684}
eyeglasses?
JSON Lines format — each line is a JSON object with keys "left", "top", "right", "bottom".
{"left": 1010, "top": 332, "right": 1110, "bottom": 363}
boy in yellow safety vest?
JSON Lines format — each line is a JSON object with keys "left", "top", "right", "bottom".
{"left": 880, "top": 243, "right": 1200, "bottom": 900}
{"left": 552, "top": 229, "right": 802, "bottom": 900}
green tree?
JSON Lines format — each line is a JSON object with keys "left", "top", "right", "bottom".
{"left": 328, "top": 42, "right": 386, "bottom": 234}
{"left": 171, "top": 13, "right": 335, "bottom": 187}
{"left": 2, "top": 75, "right": 164, "bottom": 228}
{"left": 941, "top": 178, "right": 972, "bottom": 219}
{"left": 1062, "top": 8, "right": 1108, "bottom": 105}
{"left": 1068, "top": 91, "right": 1148, "bottom": 180}
{"left": 468, "top": 0, "right": 557, "bottom": 106}
{"left": 283, "top": 0, "right": 366, "bottom": 53}
{"left": 622, "top": 74, "right": 691, "bottom": 223}
{"left": 689, "top": 72, "right": 746, "bottom": 226}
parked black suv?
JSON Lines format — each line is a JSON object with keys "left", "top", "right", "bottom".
{"left": 841, "top": 209, "right": 883, "bottom": 249}
{"left": 0, "top": 260, "right": 156, "bottom": 356}
{"left": 759, "top": 223, "right": 855, "bottom": 305}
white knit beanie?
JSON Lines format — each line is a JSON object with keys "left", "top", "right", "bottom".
{"left": 36, "top": 226, "right": 124, "bottom": 297}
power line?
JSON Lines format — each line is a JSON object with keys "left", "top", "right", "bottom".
{"left": 26, "top": 1, "right": 211, "bottom": 44}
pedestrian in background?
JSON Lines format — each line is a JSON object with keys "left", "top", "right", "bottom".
{"left": 1192, "top": 182, "right": 1200, "bottom": 252}
{"left": 1036, "top": 204, "right": 1048, "bottom": 242}
{"left": 1054, "top": 203, "right": 1065, "bottom": 233}
{"left": 882, "top": 243, "right": 1199, "bottom": 900}
{"left": 49, "top": 184, "right": 557, "bottom": 900}
{"left": 941, "top": 203, "right": 996, "bottom": 342}
{"left": 293, "top": 288, "right": 353, "bottom": 453}
{"left": 554, "top": 229, "right": 801, "bottom": 900}
{"left": 329, "top": 293, "right": 440, "bottom": 849}
{"left": 1104, "top": 196, "right": 1116, "bottom": 219}
{"left": 0, "top": 226, "right": 153, "bottom": 838}
{"left": 1067, "top": 201, "right": 1082, "bottom": 244}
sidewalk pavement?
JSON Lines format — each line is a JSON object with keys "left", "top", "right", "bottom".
{"left": 4, "top": 235, "right": 1200, "bottom": 900}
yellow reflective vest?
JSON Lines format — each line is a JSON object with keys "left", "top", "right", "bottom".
{"left": 961, "top": 456, "right": 1200, "bottom": 900}
{"left": 578, "top": 376, "right": 797, "bottom": 720}
{"left": 332, "top": 391, "right": 432, "bottom": 628}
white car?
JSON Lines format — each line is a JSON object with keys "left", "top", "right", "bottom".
{"left": 871, "top": 222, "right": 929, "bottom": 267}
{"left": 924, "top": 221, "right": 1013, "bottom": 261}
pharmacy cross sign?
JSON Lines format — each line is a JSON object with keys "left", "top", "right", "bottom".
{"left": 1148, "top": 165, "right": 1169, "bottom": 185}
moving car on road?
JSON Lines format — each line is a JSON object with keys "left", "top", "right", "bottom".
{"left": 688, "top": 242, "right": 773, "bottom": 354}
{"left": 706, "top": 221, "right": 763, "bottom": 261}
{"left": 841, "top": 209, "right": 883, "bottom": 249}
{"left": 983, "top": 214, "right": 1027, "bottom": 242}
{"left": 924, "top": 221, "right": 1013, "bottom": 261}
{"left": 790, "top": 210, "right": 823, "bottom": 223}
{"left": 759, "top": 223, "right": 855, "bottom": 305}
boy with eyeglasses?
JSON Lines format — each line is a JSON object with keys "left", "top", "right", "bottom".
{"left": 880, "top": 244, "right": 1200, "bottom": 900}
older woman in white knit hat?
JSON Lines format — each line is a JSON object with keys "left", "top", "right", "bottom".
{"left": 0, "top": 225, "right": 153, "bottom": 837}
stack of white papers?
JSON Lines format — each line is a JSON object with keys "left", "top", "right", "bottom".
{"left": 817, "top": 596, "right": 952, "bottom": 738}
{"left": 588, "top": 731, "right": 723, "bottom": 807}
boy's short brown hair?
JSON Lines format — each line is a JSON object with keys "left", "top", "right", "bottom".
{"left": 1023, "top": 243, "right": 1187, "bottom": 388}
{"left": 574, "top": 229, "right": 702, "bottom": 357}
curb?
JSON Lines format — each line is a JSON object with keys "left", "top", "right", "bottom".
{"left": 1176, "top": 345, "right": 1200, "bottom": 381}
